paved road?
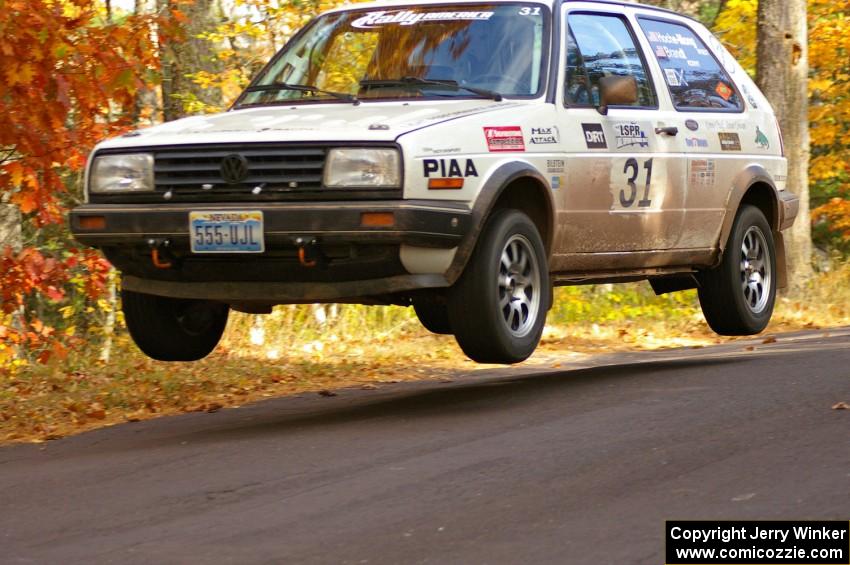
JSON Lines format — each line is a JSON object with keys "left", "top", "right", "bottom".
{"left": 2, "top": 329, "right": 849, "bottom": 564}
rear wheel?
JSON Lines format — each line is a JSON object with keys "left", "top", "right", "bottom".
{"left": 122, "top": 289, "right": 229, "bottom": 361}
{"left": 448, "top": 209, "right": 549, "bottom": 363}
{"left": 698, "top": 205, "right": 776, "bottom": 335}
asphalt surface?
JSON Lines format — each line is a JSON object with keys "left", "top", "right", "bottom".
{"left": 1, "top": 328, "right": 849, "bottom": 564}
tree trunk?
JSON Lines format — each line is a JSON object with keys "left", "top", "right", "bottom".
{"left": 756, "top": 0, "right": 813, "bottom": 292}
{"left": 157, "top": 0, "right": 222, "bottom": 122}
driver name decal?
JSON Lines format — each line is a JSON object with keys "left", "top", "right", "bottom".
{"left": 351, "top": 10, "right": 494, "bottom": 28}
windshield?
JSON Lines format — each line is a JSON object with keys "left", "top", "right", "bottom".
{"left": 236, "top": 3, "right": 548, "bottom": 106}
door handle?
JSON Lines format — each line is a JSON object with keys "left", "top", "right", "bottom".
{"left": 655, "top": 126, "right": 679, "bottom": 136}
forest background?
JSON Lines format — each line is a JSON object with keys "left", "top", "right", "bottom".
{"left": 0, "top": 0, "right": 848, "bottom": 440}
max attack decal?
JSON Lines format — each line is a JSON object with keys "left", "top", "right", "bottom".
{"left": 613, "top": 123, "right": 649, "bottom": 149}
{"left": 582, "top": 123, "right": 607, "bottom": 149}
{"left": 528, "top": 126, "right": 560, "bottom": 145}
{"left": 484, "top": 126, "right": 525, "bottom": 152}
{"left": 352, "top": 10, "right": 493, "bottom": 29}
{"left": 423, "top": 158, "right": 478, "bottom": 178}
{"left": 718, "top": 132, "right": 742, "bottom": 151}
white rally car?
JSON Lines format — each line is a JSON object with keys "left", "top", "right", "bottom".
{"left": 70, "top": 0, "right": 799, "bottom": 363}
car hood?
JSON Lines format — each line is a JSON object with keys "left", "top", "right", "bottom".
{"left": 99, "top": 100, "right": 528, "bottom": 149}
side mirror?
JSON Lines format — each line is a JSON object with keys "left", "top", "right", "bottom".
{"left": 597, "top": 75, "right": 638, "bottom": 115}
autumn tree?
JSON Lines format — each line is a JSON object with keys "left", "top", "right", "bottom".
{"left": 157, "top": 0, "right": 223, "bottom": 120}
{"left": 0, "top": 0, "right": 164, "bottom": 365}
{"left": 756, "top": 0, "right": 813, "bottom": 289}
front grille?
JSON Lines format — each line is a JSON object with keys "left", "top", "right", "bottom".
{"left": 154, "top": 145, "right": 327, "bottom": 195}
{"left": 90, "top": 143, "right": 402, "bottom": 203}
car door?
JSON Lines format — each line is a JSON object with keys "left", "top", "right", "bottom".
{"left": 634, "top": 15, "right": 750, "bottom": 251}
{"left": 551, "top": 8, "right": 686, "bottom": 266}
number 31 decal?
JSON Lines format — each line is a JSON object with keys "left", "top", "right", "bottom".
{"left": 518, "top": 6, "right": 541, "bottom": 15}
{"left": 621, "top": 158, "right": 653, "bottom": 208}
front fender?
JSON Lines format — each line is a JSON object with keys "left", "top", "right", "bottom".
{"left": 444, "top": 161, "right": 554, "bottom": 284}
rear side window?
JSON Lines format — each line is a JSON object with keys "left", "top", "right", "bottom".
{"left": 638, "top": 18, "right": 742, "bottom": 112}
{"left": 565, "top": 13, "right": 657, "bottom": 108}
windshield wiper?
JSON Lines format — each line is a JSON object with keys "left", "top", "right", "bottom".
{"left": 359, "top": 77, "right": 503, "bottom": 102}
{"left": 242, "top": 83, "right": 359, "bottom": 105}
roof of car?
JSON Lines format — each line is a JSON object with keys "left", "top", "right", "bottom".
{"left": 322, "top": 0, "right": 697, "bottom": 23}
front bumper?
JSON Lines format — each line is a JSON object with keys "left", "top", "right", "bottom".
{"left": 69, "top": 200, "right": 471, "bottom": 299}
{"left": 70, "top": 200, "right": 471, "bottom": 249}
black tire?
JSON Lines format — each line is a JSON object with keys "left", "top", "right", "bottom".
{"left": 121, "top": 289, "right": 229, "bottom": 361}
{"left": 698, "top": 205, "right": 776, "bottom": 335}
{"left": 413, "top": 300, "right": 452, "bottom": 335}
{"left": 447, "top": 209, "right": 549, "bottom": 363}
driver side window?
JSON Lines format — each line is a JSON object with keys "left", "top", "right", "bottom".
{"left": 565, "top": 13, "right": 656, "bottom": 108}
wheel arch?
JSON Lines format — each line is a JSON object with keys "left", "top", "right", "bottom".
{"left": 718, "top": 165, "right": 788, "bottom": 289}
{"left": 445, "top": 162, "right": 554, "bottom": 285}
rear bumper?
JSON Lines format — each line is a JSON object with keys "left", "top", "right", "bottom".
{"left": 70, "top": 200, "right": 472, "bottom": 249}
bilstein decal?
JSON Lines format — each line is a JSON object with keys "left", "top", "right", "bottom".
{"left": 484, "top": 126, "right": 525, "bottom": 152}
{"left": 423, "top": 158, "right": 478, "bottom": 178}
{"left": 352, "top": 10, "right": 494, "bottom": 29}
{"left": 718, "top": 132, "right": 742, "bottom": 151}
{"left": 546, "top": 159, "right": 565, "bottom": 173}
{"left": 582, "top": 123, "right": 607, "bottom": 149}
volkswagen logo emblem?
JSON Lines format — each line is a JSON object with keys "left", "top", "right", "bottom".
{"left": 220, "top": 154, "right": 249, "bottom": 184}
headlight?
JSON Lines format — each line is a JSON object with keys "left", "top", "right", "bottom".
{"left": 323, "top": 148, "right": 400, "bottom": 188}
{"left": 89, "top": 153, "right": 154, "bottom": 193}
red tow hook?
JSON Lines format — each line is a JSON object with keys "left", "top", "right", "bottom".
{"left": 148, "top": 238, "right": 173, "bottom": 269}
{"left": 295, "top": 237, "right": 322, "bottom": 268}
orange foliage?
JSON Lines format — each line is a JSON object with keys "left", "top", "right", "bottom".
{"left": 0, "top": 0, "right": 167, "bottom": 363}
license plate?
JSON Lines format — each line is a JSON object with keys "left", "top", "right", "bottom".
{"left": 189, "top": 211, "right": 264, "bottom": 253}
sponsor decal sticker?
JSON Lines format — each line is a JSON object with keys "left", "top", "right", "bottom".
{"left": 689, "top": 159, "right": 716, "bottom": 188}
{"left": 755, "top": 126, "right": 770, "bottom": 149}
{"left": 685, "top": 119, "right": 699, "bottom": 132}
{"left": 546, "top": 159, "right": 565, "bottom": 173}
{"left": 686, "top": 59, "right": 701, "bottom": 68}
{"left": 715, "top": 81, "right": 733, "bottom": 101}
{"left": 528, "top": 126, "right": 560, "bottom": 145}
{"left": 613, "top": 123, "right": 649, "bottom": 149}
{"left": 483, "top": 126, "right": 525, "bottom": 152}
{"left": 664, "top": 68, "right": 687, "bottom": 87}
{"left": 685, "top": 136, "right": 709, "bottom": 149}
{"left": 550, "top": 175, "right": 563, "bottom": 190}
{"left": 646, "top": 31, "right": 698, "bottom": 48}
{"left": 352, "top": 10, "right": 494, "bottom": 29}
{"left": 718, "top": 132, "right": 742, "bottom": 151}
{"left": 423, "top": 158, "right": 478, "bottom": 178}
{"left": 582, "top": 123, "right": 607, "bottom": 149}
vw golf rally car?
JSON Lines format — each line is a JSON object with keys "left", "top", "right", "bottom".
{"left": 70, "top": 0, "right": 799, "bottom": 364}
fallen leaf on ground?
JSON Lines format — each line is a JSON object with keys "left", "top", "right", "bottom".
{"left": 744, "top": 346, "right": 755, "bottom": 351}
{"left": 360, "top": 384, "right": 378, "bottom": 390}
{"left": 831, "top": 402, "right": 849, "bottom": 410}
{"left": 762, "top": 336, "right": 777, "bottom": 344}
{"left": 318, "top": 389, "right": 337, "bottom": 397}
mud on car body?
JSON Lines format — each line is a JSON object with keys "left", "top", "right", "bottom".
{"left": 70, "top": 0, "right": 799, "bottom": 363}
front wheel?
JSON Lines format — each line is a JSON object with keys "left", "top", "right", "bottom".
{"left": 448, "top": 209, "right": 549, "bottom": 363}
{"left": 122, "top": 289, "right": 229, "bottom": 361}
{"left": 698, "top": 205, "right": 776, "bottom": 335}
